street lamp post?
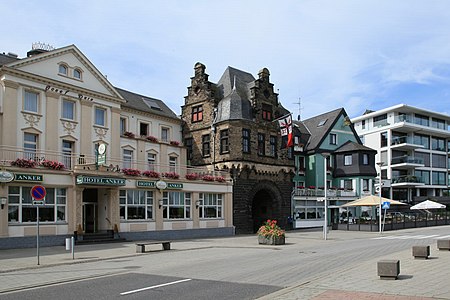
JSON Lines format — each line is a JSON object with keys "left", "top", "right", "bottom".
{"left": 322, "top": 153, "right": 330, "bottom": 240}
{"left": 376, "top": 161, "right": 384, "bottom": 234}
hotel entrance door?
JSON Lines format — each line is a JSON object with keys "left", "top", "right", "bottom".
{"left": 82, "top": 189, "right": 98, "bottom": 233}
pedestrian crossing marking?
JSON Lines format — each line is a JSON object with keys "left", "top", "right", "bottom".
{"left": 372, "top": 234, "right": 444, "bottom": 240}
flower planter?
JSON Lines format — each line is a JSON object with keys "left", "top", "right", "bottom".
{"left": 258, "top": 235, "right": 285, "bottom": 245}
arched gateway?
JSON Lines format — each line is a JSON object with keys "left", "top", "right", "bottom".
{"left": 250, "top": 181, "right": 284, "bottom": 233}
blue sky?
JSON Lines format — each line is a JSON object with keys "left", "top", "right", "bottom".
{"left": 3, "top": 0, "right": 450, "bottom": 119}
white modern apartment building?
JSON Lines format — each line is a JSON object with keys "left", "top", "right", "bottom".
{"left": 351, "top": 104, "right": 450, "bottom": 205}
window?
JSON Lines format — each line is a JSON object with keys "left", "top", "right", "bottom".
{"left": 415, "top": 151, "right": 430, "bottom": 167}
{"left": 415, "top": 170, "right": 430, "bottom": 185}
{"left": 431, "top": 118, "right": 446, "bottom": 130}
{"left": 73, "top": 68, "right": 82, "bottom": 79}
{"left": 202, "top": 134, "right": 210, "bottom": 157}
{"left": 162, "top": 191, "right": 191, "bottom": 219}
{"left": 344, "top": 154, "right": 352, "bottom": 166}
{"left": 123, "top": 149, "right": 133, "bottom": 169}
{"left": 24, "top": 133, "right": 38, "bottom": 159}
{"left": 139, "top": 122, "right": 149, "bottom": 136}
{"left": 185, "top": 138, "right": 193, "bottom": 160}
{"left": 362, "top": 179, "right": 370, "bottom": 191}
{"left": 119, "top": 190, "right": 153, "bottom": 220}
{"left": 192, "top": 105, "right": 203, "bottom": 122}
{"left": 258, "top": 133, "right": 265, "bottom": 156}
{"left": 242, "top": 129, "right": 251, "bottom": 153}
{"left": 380, "top": 132, "right": 388, "bottom": 147}
{"left": 62, "top": 140, "right": 73, "bottom": 169}
{"left": 199, "top": 193, "right": 223, "bottom": 218}
{"left": 161, "top": 127, "right": 169, "bottom": 142}
{"left": 361, "top": 120, "right": 366, "bottom": 130}
{"left": 362, "top": 153, "right": 369, "bottom": 165}
{"left": 343, "top": 179, "right": 353, "bottom": 190}
{"left": 329, "top": 133, "right": 337, "bottom": 145}
{"left": 8, "top": 186, "right": 66, "bottom": 223}
{"left": 169, "top": 156, "right": 177, "bottom": 173}
{"left": 220, "top": 129, "right": 229, "bottom": 154}
{"left": 432, "top": 137, "right": 445, "bottom": 151}
{"left": 373, "top": 114, "right": 387, "bottom": 127}
{"left": 432, "top": 172, "right": 446, "bottom": 185}
{"left": 95, "top": 107, "right": 106, "bottom": 126}
{"left": 415, "top": 114, "right": 429, "bottom": 126}
{"left": 59, "top": 64, "right": 68, "bottom": 75}
{"left": 120, "top": 117, "right": 127, "bottom": 135}
{"left": 147, "top": 153, "right": 156, "bottom": 171}
{"left": 262, "top": 104, "right": 272, "bottom": 121}
{"left": 269, "top": 135, "right": 277, "bottom": 157}
{"left": 414, "top": 134, "right": 430, "bottom": 149}
{"left": 298, "top": 156, "right": 305, "bottom": 172}
{"left": 432, "top": 154, "right": 446, "bottom": 168}
{"left": 318, "top": 119, "right": 327, "bottom": 127}
{"left": 24, "top": 90, "right": 38, "bottom": 113}
{"left": 62, "top": 99, "right": 75, "bottom": 120}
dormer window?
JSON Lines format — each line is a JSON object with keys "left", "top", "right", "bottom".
{"left": 59, "top": 64, "right": 68, "bottom": 75}
{"left": 73, "top": 68, "right": 82, "bottom": 80}
{"left": 262, "top": 104, "right": 272, "bottom": 121}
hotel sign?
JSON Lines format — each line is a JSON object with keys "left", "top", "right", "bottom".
{"left": 15, "top": 173, "right": 43, "bottom": 182}
{"left": 0, "top": 171, "right": 14, "bottom": 183}
{"left": 76, "top": 175, "right": 126, "bottom": 186}
{"left": 137, "top": 180, "right": 183, "bottom": 190}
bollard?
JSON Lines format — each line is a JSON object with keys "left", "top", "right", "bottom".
{"left": 65, "top": 238, "right": 71, "bottom": 251}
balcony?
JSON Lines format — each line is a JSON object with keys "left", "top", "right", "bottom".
{"left": 391, "top": 155, "right": 424, "bottom": 169}
{"left": 390, "top": 136, "right": 424, "bottom": 150}
{"left": 293, "top": 187, "right": 356, "bottom": 198}
{"left": 391, "top": 175, "right": 425, "bottom": 187}
{"left": 393, "top": 115, "right": 450, "bottom": 134}
{"left": 0, "top": 145, "right": 231, "bottom": 182}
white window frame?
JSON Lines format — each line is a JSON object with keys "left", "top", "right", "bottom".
{"left": 123, "top": 149, "right": 133, "bottom": 169}
{"left": 94, "top": 107, "right": 106, "bottom": 126}
{"left": 344, "top": 154, "right": 352, "bottom": 166}
{"left": 161, "top": 127, "right": 170, "bottom": 142}
{"left": 199, "top": 193, "right": 223, "bottom": 219}
{"left": 162, "top": 191, "right": 191, "bottom": 219}
{"left": 24, "top": 90, "right": 39, "bottom": 113}
{"left": 62, "top": 99, "right": 75, "bottom": 120}
{"left": 119, "top": 190, "right": 153, "bottom": 220}
{"left": 147, "top": 153, "right": 157, "bottom": 171}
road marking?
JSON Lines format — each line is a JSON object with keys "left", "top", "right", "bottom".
{"left": 372, "top": 234, "right": 443, "bottom": 240}
{"left": 436, "top": 235, "right": 450, "bottom": 239}
{"left": 120, "top": 278, "right": 192, "bottom": 295}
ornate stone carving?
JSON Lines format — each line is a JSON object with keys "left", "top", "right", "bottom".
{"left": 62, "top": 120, "right": 77, "bottom": 135}
{"left": 22, "top": 112, "right": 41, "bottom": 127}
{"left": 94, "top": 126, "right": 108, "bottom": 140}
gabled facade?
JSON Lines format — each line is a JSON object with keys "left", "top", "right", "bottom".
{"left": 292, "top": 108, "right": 377, "bottom": 228}
{"left": 352, "top": 104, "right": 450, "bottom": 205}
{"left": 182, "top": 63, "right": 294, "bottom": 233}
{"left": 0, "top": 45, "right": 233, "bottom": 248}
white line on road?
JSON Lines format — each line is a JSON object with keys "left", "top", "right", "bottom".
{"left": 120, "top": 278, "right": 192, "bottom": 296}
{"left": 436, "top": 235, "right": 450, "bottom": 239}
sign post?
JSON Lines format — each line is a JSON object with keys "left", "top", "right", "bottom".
{"left": 31, "top": 185, "right": 46, "bottom": 265}
{"left": 381, "top": 201, "right": 390, "bottom": 232}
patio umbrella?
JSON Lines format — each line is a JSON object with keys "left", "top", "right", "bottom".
{"left": 341, "top": 195, "right": 407, "bottom": 207}
{"left": 410, "top": 199, "right": 446, "bottom": 210}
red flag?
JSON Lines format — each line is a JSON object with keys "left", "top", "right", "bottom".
{"left": 278, "top": 114, "right": 293, "bottom": 148}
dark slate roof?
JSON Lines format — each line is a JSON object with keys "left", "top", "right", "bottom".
{"left": 0, "top": 53, "right": 19, "bottom": 66}
{"left": 216, "top": 87, "right": 252, "bottom": 121}
{"left": 115, "top": 87, "right": 179, "bottom": 120}
{"left": 334, "top": 140, "right": 376, "bottom": 153}
{"left": 302, "top": 108, "right": 343, "bottom": 151}
{"left": 293, "top": 120, "right": 311, "bottom": 146}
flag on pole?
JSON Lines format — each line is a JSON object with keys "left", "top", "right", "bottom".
{"left": 278, "top": 114, "right": 293, "bottom": 148}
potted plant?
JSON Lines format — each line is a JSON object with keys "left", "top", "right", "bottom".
{"left": 162, "top": 172, "right": 180, "bottom": 179}
{"left": 11, "top": 158, "right": 37, "bottom": 168}
{"left": 215, "top": 176, "right": 225, "bottom": 183}
{"left": 257, "top": 219, "right": 285, "bottom": 245}
{"left": 143, "top": 170, "right": 160, "bottom": 178}
{"left": 122, "top": 168, "right": 141, "bottom": 176}
{"left": 170, "top": 140, "right": 180, "bottom": 146}
{"left": 41, "top": 159, "right": 65, "bottom": 170}
{"left": 123, "top": 131, "right": 135, "bottom": 138}
{"left": 202, "top": 175, "right": 215, "bottom": 181}
{"left": 185, "top": 173, "right": 200, "bottom": 180}
{"left": 146, "top": 136, "right": 158, "bottom": 143}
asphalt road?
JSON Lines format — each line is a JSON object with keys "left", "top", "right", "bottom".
{"left": 2, "top": 226, "right": 450, "bottom": 299}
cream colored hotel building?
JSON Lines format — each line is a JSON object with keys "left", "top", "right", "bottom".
{"left": 0, "top": 44, "right": 233, "bottom": 248}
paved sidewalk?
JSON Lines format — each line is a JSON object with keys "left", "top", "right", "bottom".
{"left": 1, "top": 229, "right": 450, "bottom": 299}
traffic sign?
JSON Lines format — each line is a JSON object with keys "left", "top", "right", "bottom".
{"left": 382, "top": 201, "right": 390, "bottom": 209}
{"left": 31, "top": 185, "right": 46, "bottom": 200}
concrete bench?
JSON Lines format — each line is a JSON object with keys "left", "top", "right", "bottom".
{"left": 136, "top": 241, "right": 171, "bottom": 253}
{"left": 377, "top": 260, "right": 400, "bottom": 280}
{"left": 412, "top": 245, "right": 430, "bottom": 259}
{"left": 437, "top": 240, "right": 450, "bottom": 251}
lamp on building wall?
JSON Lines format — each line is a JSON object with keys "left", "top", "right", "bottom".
{"left": 321, "top": 152, "right": 330, "bottom": 240}
{"left": 158, "top": 199, "right": 163, "bottom": 209}
{"left": 195, "top": 200, "right": 201, "bottom": 208}
{"left": 0, "top": 197, "right": 6, "bottom": 209}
